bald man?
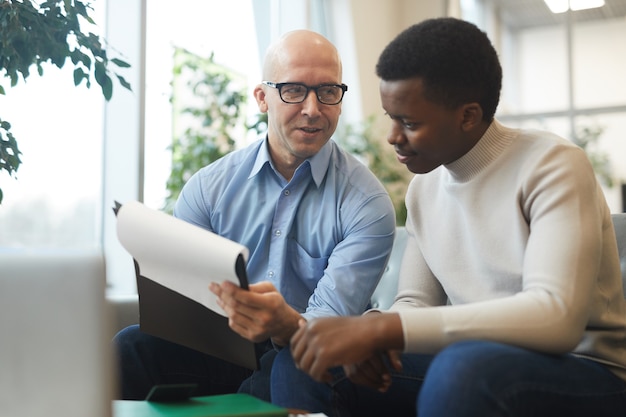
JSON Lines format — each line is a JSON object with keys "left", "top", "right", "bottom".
{"left": 113, "top": 29, "right": 396, "bottom": 402}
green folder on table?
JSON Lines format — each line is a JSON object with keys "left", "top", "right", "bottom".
{"left": 113, "top": 393, "right": 288, "bottom": 417}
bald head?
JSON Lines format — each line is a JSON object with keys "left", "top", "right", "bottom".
{"left": 262, "top": 30, "right": 342, "bottom": 82}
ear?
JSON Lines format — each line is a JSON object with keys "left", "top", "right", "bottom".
{"left": 460, "top": 103, "right": 483, "bottom": 132}
{"left": 254, "top": 84, "right": 269, "bottom": 113}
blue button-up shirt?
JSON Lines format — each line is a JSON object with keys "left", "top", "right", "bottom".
{"left": 174, "top": 137, "right": 396, "bottom": 319}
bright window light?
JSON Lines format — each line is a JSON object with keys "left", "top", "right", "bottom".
{"left": 544, "top": 0, "right": 605, "bottom": 13}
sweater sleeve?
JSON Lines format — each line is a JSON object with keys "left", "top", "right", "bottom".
{"left": 390, "top": 213, "right": 448, "bottom": 310}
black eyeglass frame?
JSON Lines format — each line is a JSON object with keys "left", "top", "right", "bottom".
{"left": 262, "top": 81, "right": 348, "bottom": 105}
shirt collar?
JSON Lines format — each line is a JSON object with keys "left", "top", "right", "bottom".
{"left": 249, "top": 136, "right": 332, "bottom": 187}
{"left": 249, "top": 137, "right": 271, "bottom": 179}
{"left": 308, "top": 139, "right": 332, "bottom": 187}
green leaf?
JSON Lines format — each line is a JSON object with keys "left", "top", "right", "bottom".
{"left": 74, "top": 1, "right": 87, "bottom": 17}
{"left": 50, "top": 52, "right": 68, "bottom": 69}
{"left": 78, "top": 51, "right": 92, "bottom": 69}
{"left": 101, "top": 75, "right": 113, "bottom": 101}
{"left": 74, "top": 1, "right": 95, "bottom": 24}
{"left": 73, "top": 67, "right": 86, "bottom": 86}
{"left": 94, "top": 60, "right": 107, "bottom": 86}
{"left": 116, "top": 74, "right": 132, "bottom": 91}
{"left": 111, "top": 58, "right": 131, "bottom": 68}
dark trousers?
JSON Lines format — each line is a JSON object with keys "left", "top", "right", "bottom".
{"left": 112, "top": 324, "right": 276, "bottom": 401}
{"left": 272, "top": 340, "right": 626, "bottom": 417}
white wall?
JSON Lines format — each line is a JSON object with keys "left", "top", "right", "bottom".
{"left": 345, "top": 0, "right": 447, "bottom": 138}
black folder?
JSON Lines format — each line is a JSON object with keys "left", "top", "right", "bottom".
{"left": 115, "top": 201, "right": 259, "bottom": 370}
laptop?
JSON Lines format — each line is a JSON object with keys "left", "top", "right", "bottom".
{"left": 0, "top": 249, "right": 115, "bottom": 417}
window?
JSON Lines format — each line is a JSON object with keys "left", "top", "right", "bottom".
{"left": 116, "top": 0, "right": 345, "bottom": 294}
{"left": 0, "top": 4, "right": 106, "bottom": 250}
{"left": 143, "top": 0, "right": 262, "bottom": 210}
{"left": 462, "top": 0, "right": 626, "bottom": 212}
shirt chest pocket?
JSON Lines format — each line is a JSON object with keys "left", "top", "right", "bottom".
{"left": 286, "top": 240, "right": 330, "bottom": 286}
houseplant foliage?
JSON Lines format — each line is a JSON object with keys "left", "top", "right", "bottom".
{"left": 163, "top": 47, "right": 262, "bottom": 213}
{"left": 0, "top": 0, "right": 131, "bottom": 204}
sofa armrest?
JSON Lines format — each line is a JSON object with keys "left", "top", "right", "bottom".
{"left": 370, "top": 227, "right": 407, "bottom": 310}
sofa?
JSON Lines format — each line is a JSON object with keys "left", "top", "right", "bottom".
{"left": 108, "top": 213, "right": 626, "bottom": 333}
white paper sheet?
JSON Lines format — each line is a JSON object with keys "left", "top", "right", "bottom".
{"left": 115, "top": 200, "right": 249, "bottom": 316}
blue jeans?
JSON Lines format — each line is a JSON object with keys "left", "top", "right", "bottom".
{"left": 271, "top": 340, "right": 626, "bottom": 417}
{"left": 112, "top": 324, "right": 276, "bottom": 401}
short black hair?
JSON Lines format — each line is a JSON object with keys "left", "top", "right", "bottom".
{"left": 376, "top": 17, "right": 502, "bottom": 121}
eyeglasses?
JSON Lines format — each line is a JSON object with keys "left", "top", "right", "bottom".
{"left": 262, "top": 81, "right": 348, "bottom": 105}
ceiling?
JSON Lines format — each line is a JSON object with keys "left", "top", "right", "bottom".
{"left": 492, "top": 0, "right": 626, "bottom": 30}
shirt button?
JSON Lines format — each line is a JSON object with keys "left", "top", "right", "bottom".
{"left": 284, "top": 189, "right": 290, "bottom": 196}
{"left": 275, "top": 230, "right": 281, "bottom": 236}
{"left": 268, "top": 271, "right": 275, "bottom": 278}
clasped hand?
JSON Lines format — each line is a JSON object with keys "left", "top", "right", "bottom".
{"left": 290, "top": 315, "right": 403, "bottom": 392}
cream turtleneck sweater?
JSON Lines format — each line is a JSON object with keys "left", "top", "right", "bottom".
{"left": 390, "top": 119, "right": 626, "bottom": 381}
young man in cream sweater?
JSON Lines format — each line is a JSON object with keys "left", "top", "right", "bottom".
{"left": 270, "top": 17, "right": 626, "bottom": 417}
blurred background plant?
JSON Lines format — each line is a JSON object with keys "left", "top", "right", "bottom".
{"left": 573, "top": 124, "right": 614, "bottom": 188}
{"left": 163, "top": 47, "right": 265, "bottom": 213}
